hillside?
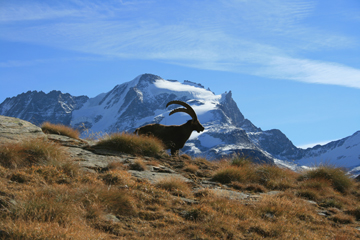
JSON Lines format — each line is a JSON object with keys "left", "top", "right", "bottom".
{"left": 0, "top": 115, "right": 360, "bottom": 239}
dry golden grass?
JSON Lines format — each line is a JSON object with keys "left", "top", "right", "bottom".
{"left": 299, "top": 165, "right": 353, "bottom": 193}
{"left": 95, "top": 132, "right": 164, "bottom": 157}
{"left": 212, "top": 161, "right": 298, "bottom": 190}
{"left": 155, "top": 177, "right": 192, "bottom": 197}
{"left": 99, "top": 168, "right": 134, "bottom": 186}
{"left": 41, "top": 122, "right": 80, "bottom": 139}
{"left": 1, "top": 136, "right": 359, "bottom": 239}
{"left": 183, "top": 164, "right": 199, "bottom": 173}
{"left": 0, "top": 137, "right": 72, "bottom": 169}
{"left": 129, "top": 159, "right": 147, "bottom": 171}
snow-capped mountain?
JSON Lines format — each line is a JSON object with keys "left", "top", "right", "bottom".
{"left": 296, "top": 131, "right": 360, "bottom": 169}
{"left": 70, "top": 74, "right": 274, "bottom": 163}
{"left": 1, "top": 74, "right": 359, "bottom": 171}
{"left": 0, "top": 90, "right": 88, "bottom": 125}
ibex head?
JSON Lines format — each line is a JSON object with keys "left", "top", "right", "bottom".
{"left": 166, "top": 100, "right": 205, "bottom": 133}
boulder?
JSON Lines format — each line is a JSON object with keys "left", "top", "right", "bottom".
{"left": 0, "top": 115, "right": 45, "bottom": 145}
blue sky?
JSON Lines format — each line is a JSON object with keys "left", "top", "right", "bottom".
{"left": 0, "top": 0, "right": 359, "bottom": 148}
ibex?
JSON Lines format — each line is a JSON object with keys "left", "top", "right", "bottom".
{"left": 134, "top": 100, "right": 205, "bottom": 155}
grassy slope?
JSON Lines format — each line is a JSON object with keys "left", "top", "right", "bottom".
{"left": 0, "top": 125, "right": 359, "bottom": 239}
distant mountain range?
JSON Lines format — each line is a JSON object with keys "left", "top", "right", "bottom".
{"left": 1, "top": 74, "right": 359, "bottom": 173}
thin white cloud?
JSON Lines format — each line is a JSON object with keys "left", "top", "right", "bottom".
{"left": 0, "top": 56, "right": 110, "bottom": 68}
{"left": 256, "top": 56, "right": 360, "bottom": 89}
{"left": 0, "top": 2, "right": 80, "bottom": 22}
{"left": 1, "top": 0, "right": 360, "bottom": 89}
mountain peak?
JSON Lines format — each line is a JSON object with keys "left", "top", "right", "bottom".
{"left": 137, "top": 73, "right": 162, "bottom": 84}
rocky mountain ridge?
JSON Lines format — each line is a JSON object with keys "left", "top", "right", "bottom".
{"left": 1, "top": 74, "right": 359, "bottom": 170}
{"left": 0, "top": 90, "right": 88, "bottom": 126}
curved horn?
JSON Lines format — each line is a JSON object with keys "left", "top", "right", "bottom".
{"left": 166, "top": 100, "right": 197, "bottom": 120}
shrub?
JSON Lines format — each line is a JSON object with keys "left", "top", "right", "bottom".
{"left": 299, "top": 166, "right": 353, "bottom": 193}
{"left": 231, "top": 156, "right": 252, "bottom": 167}
{"left": 129, "top": 159, "right": 147, "bottom": 171}
{"left": 346, "top": 207, "right": 360, "bottom": 220}
{"left": 211, "top": 166, "right": 247, "bottom": 184}
{"left": 300, "top": 178, "right": 333, "bottom": 190}
{"left": 320, "top": 198, "right": 343, "bottom": 209}
{"left": 183, "top": 164, "right": 199, "bottom": 173}
{"left": 183, "top": 205, "right": 214, "bottom": 222}
{"left": 207, "top": 197, "right": 252, "bottom": 220}
{"left": 99, "top": 169, "right": 133, "bottom": 186}
{"left": 253, "top": 165, "right": 297, "bottom": 190}
{"left": 0, "top": 138, "right": 69, "bottom": 169}
{"left": 296, "top": 189, "right": 320, "bottom": 201}
{"left": 156, "top": 177, "right": 191, "bottom": 197}
{"left": 331, "top": 213, "right": 355, "bottom": 224}
{"left": 41, "top": 122, "right": 80, "bottom": 139}
{"left": 245, "top": 183, "right": 267, "bottom": 193}
{"left": 212, "top": 162, "right": 297, "bottom": 190}
{"left": 193, "top": 188, "right": 213, "bottom": 198}
{"left": 180, "top": 154, "right": 192, "bottom": 160}
{"left": 255, "top": 194, "right": 316, "bottom": 223}
{"left": 9, "top": 171, "right": 33, "bottom": 184}
{"left": 95, "top": 133, "right": 164, "bottom": 157}
{"left": 98, "top": 188, "right": 136, "bottom": 216}
{"left": 106, "top": 161, "right": 124, "bottom": 170}
{"left": 13, "top": 186, "right": 79, "bottom": 226}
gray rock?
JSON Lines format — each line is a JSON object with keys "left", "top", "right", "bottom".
{"left": 103, "top": 214, "right": 120, "bottom": 222}
{"left": 176, "top": 197, "right": 199, "bottom": 205}
{"left": 210, "top": 188, "right": 250, "bottom": 201}
{"left": 67, "top": 147, "right": 130, "bottom": 172}
{"left": 261, "top": 191, "right": 282, "bottom": 196}
{"left": 0, "top": 115, "right": 45, "bottom": 145}
{"left": 46, "top": 134, "right": 89, "bottom": 148}
{"left": 152, "top": 166, "right": 175, "bottom": 173}
{"left": 128, "top": 170, "right": 192, "bottom": 184}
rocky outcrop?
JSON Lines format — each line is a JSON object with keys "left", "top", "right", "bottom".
{"left": 0, "top": 115, "right": 45, "bottom": 145}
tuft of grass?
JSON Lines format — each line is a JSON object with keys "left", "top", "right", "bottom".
{"left": 98, "top": 188, "right": 136, "bottom": 216}
{"left": 253, "top": 165, "right": 298, "bottom": 190}
{"left": 13, "top": 185, "right": 81, "bottom": 226}
{"left": 319, "top": 198, "right": 344, "bottom": 209}
{"left": 95, "top": 132, "right": 164, "bottom": 157}
{"left": 41, "top": 122, "right": 80, "bottom": 139}
{"left": 193, "top": 188, "right": 213, "bottom": 198}
{"left": 346, "top": 206, "right": 360, "bottom": 220}
{"left": 331, "top": 213, "right": 355, "bottom": 224}
{"left": 99, "top": 169, "right": 133, "bottom": 186}
{"left": 245, "top": 183, "right": 267, "bottom": 193}
{"left": 231, "top": 156, "right": 252, "bottom": 167}
{"left": 156, "top": 177, "right": 191, "bottom": 197}
{"left": 106, "top": 161, "right": 124, "bottom": 170}
{"left": 183, "top": 164, "right": 199, "bottom": 173}
{"left": 183, "top": 205, "right": 215, "bottom": 222}
{"left": 299, "top": 166, "right": 353, "bottom": 193}
{"left": 211, "top": 166, "right": 247, "bottom": 184}
{"left": 180, "top": 154, "right": 192, "bottom": 160}
{"left": 0, "top": 138, "right": 70, "bottom": 169}
{"left": 296, "top": 189, "right": 320, "bottom": 201}
{"left": 212, "top": 161, "right": 297, "bottom": 190}
{"left": 229, "top": 182, "right": 267, "bottom": 193}
{"left": 129, "top": 159, "right": 147, "bottom": 171}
